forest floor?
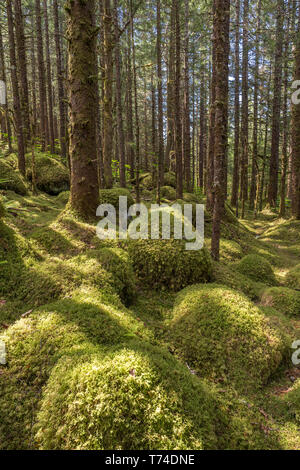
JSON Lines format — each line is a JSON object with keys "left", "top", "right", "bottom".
{"left": 0, "top": 171, "right": 300, "bottom": 450}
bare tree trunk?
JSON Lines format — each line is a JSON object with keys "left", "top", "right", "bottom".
{"left": 174, "top": 0, "right": 183, "bottom": 199}
{"left": 240, "top": 0, "right": 249, "bottom": 218}
{"left": 291, "top": 6, "right": 300, "bottom": 219}
{"left": 183, "top": 0, "right": 191, "bottom": 192}
{"left": 231, "top": 0, "right": 240, "bottom": 211}
{"left": 43, "top": 0, "right": 55, "bottom": 154}
{"left": 156, "top": 0, "right": 164, "bottom": 202}
{"left": 0, "top": 23, "right": 12, "bottom": 153}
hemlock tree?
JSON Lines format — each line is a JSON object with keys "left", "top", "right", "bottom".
{"left": 66, "top": 0, "right": 99, "bottom": 218}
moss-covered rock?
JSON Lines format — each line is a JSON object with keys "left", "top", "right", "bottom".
{"left": 56, "top": 191, "right": 70, "bottom": 204}
{"left": 161, "top": 186, "right": 176, "bottom": 201}
{"left": 128, "top": 239, "right": 212, "bottom": 291}
{"left": 34, "top": 342, "right": 221, "bottom": 450}
{"left": 167, "top": 284, "right": 287, "bottom": 392}
{"left": 164, "top": 172, "right": 176, "bottom": 188}
{"left": 0, "top": 159, "right": 28, "bottom": 195}
{"left": 285, "top": 264, "right": 300, "bottom": 290}
{"left": 99, "top": 188, "right": 134, "bottom": 211}
{"left": 235, "top": 254, "right": 276, "bottom": 285}
{"left": 26, "top": 153, "right": 69, "bottom": 195}
{"left": 261, "top": 287, "right": 300, "bottom": 317}
{"left": 284, "top": 380, "right": 300, "bottom": 424}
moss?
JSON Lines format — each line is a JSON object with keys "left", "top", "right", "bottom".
{"left": 0, "top": 199, "right": 5, "bottom": 219}
{"left": 261, "top": 287, "right": 300, "bottom": 317}
{"left": 34, "top": 341, "right": 224, "bottom": 450}
{"left": 285, "top": 264, "right": 300, "bottom": 290}
{"left": 128, "top": 239, "right": 212, "bottom": 291}
{"left": 167, "top": 284, "right": 287, "bottom": 392}
{"left": 99, "top": 188, "right": 134, "bottom": 211}
{"left": 161, "top": 186, "right": 176, "bottom": 201}
{"left": 26, "top": 152, "right": 70, "bottom": 195}
{"left": 183, "top": 192, "right": 201, "bottom": 204}
{"left": 163, "top": 172, "right": 176, "bottom": 188}
{"left": 0, "top": 159, "right": 28, "bottom": 195}
{"left": 212, "top": 262, "right": 265, "bottom": 300}
{"left": 284, "top": 380, "right": 300, "bottom": 424}
{"left": 235, "top": 254, "right": 277, "bottom": 285}
{"left": 56, "top": 191, "right": 70, "bottom": 204}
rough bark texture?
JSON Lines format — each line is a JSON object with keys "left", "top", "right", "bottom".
{"left": 211, "top": 0, "right": 230, "bottom": 261}
{"left": 240, "top": 0, "right": 249, "bottom": 218}
{"left": 44, "top": 0, "right": 55, "bottom": 154}
{"left": 157, "top": 0, "right": 164, "bottom": 201}
{"left": 66, "top": 0, "right": 99, "bottom": 218}
{"left": 174, "top": 0, "right": 183, "bottom": 199}
{"left": 183, "top": 0, "right": 191, "bottom": 192}
{"left": 0, "top": 22, "right": 12, "bottom": 152}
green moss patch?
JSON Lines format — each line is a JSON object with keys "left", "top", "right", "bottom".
{"left": 285, "top": 264, "right": 300, "bottom": 290}
{"left": 161, "top": 186, "right": 176, "bottom": 201}
{"left": 99, "top": 188, "right": 134, "bottom": 211}
{"left": 26, "top": 153, "right": 70, "bottom": 195}
{"left": 167, "top": 284, "right": 287, "bottom": 392}
{"left": 128, "top": 239, "right": 212, "bottom": 291}
{"left": 235, "top": 254, "right": 277, "bottom": 285}
{"left": 261, "top": 287, "right": 300, "bottom": 317}
{"left": 0, "top": 159, "right": 28, "bottom": 195}
{"left": 212, "top": 263, "right": 265, "bottom": 300}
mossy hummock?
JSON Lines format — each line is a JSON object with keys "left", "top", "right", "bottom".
{"left": 0, "top": 159, "right": 28, "bottom": 195}
{"left": 168, "top": 284, "right": 287, "bottom": 392}
{"left": 235, "top": 254, "right": 277, "bottom": 285}
{"left": 261, "top": 287, "right": 300, "bottom": 317}
{"left": 26, "top": 153, "right": 70, "bottom": 195}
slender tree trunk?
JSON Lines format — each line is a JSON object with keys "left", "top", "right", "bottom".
{"left": 249, "top": 0, "right": 261, "bottom": 210}
{"left": 157, "top": 0, "right": 164, "bottom": 202}
{"left": 6, "top": 0, "right": 25, "bottom": 175}
{"left": 291, "top": 6, "right": 300, "bottom": 219}
{"left": 35, "top": 0, "right": 49, "bottom": 152}
{"left": 165, "top": 2, "right": 175, "bottom": 172}
{"left": 207, "top": 24, "right": 216, "bottom": 211}
{"left": 14, "top": 0, "right": 30, "bottom": 146}
{"left": 240, "top": 0, "right": 249, "bottom": 218}
{"left": 231, "top": 0, "right": 240, "bottom": 211}
{"left": 114, "top": 0, "right": 126, "bottom": 187}
{"left": 43, "top": 0, "right": 55, "bottom": 154}
{"left": 211, "top": 0, "right": 230, "bottom": 261}
{"left": 268, "top": 0, "right": 284, "bottom": 208}
{"left": 126, "top": 28, "right": 135, "bottom": 179}
{"left": 183, "top": 0, "right": 191, "bottom": 192}
{"left": 66, "top": 0, "right": 99, "bottom": 218}
{"left": 0, "top": 23, "right": 12, "bottom": 153}
{"left": 174, "top": 0, "right": 183, "bottom": 199}
{"left": 102, "top": 0, "right": 114, "bottom": 189}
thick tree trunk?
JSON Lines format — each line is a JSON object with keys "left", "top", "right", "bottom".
{"left": 291, "top": 7, "right": 300, "bottom": 219}
{"left": 157, "top": 0, "right": 164, "bottom": 201}
{"left": 174, "top": 0, "right": 183, "bottom": 199}
{"left": 66, "top": 0, "right": 99, "bottom": 218}
{"left": 211, "top": 0, "right": 230, "bottom": 261}
{"left": 240, "top": 0, "right": 249, "bottom": 218}
{"left": 207, "top": 27, "right": 216, "bottom": 211}
{"left": 183, "top": 0, "right": 191, "bottom": 192}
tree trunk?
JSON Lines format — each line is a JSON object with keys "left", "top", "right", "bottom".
{"left": 174, "top": 0, "right": 183, "bottom": 199}
{"left": 211, "top": 0, "right": 230, "bottom": 261}
{"left": 291, "top": 7, "right": 300, "bottom": 219}
{"left": 0, "top": 22, "right": 12, "bottom": 153}
{"left": 43, "top": 0, "right": 55, "bottom": 154}
{"left": 231, "top": 0, "right": 240, "bottom": 211}
{"left": 6, "top": 0, "right": 25, "bottom": 175}
{"left": 66, "top": 0, "right": 99, "bottom": 218}
{"left": 268, "top": 0, "right": 284, "bottom": 208}
{"left": 240, "top": 0, "right": 249, "bottom": 218}
{"left": 157, "top": 0, "right": 164, "bottom": 202}
{"left": 183, "top": 0, "right": 191, "bottom": 192}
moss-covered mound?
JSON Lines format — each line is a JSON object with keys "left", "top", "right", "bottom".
{"left": 128, "top": 239, "right": 212, "bottom": 291}
{"left": 285, "top": 264, "right": 300, "bottom": 290}
{"left": 183, "top": 192, "right": 201, "bottom": 204}
{"left": 261, "top": 287, "right": 300, "bottom": 317}
{"left": 168, "top": 284, "right": 287, "bottom": 392}
{"left": 34, "top": 342, "right": 221, "bottom": 450}
{"left": 99, "top": 188, "right": 134, "bottom": 211}
{"left": 285, "top": 380, "right": 300, "bottom": 424}
{"left": 161, "top": 185, "right": 176, "bottom": 201}
{"left": 0, "top": 199, "right": 5, "bottom": 219}
{"left": 235, "top": 254, "right": 276, "bottom": 285}
{"left": 26, "top": 153, "right": 69, "bottom": 195}
{"left": 56, "top": 191, "right": 70, "bottom": 204}
{"left": 0, "top": 159, "right": 28, "bottom": 195}
{"left": 164, "top": 172, "right": 176, "bottom": 188}
{"left": 213, "top": 263, "right": 265, "bottom": 300}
